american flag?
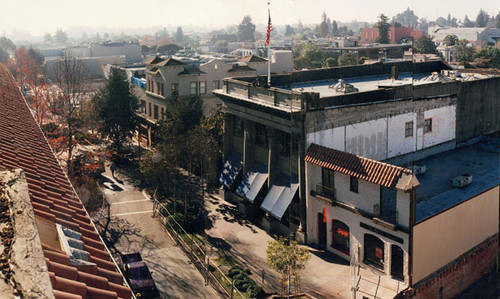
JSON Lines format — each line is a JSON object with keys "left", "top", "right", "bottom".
{"left": 265, "top": 10, "right": 273, "bottom": 46}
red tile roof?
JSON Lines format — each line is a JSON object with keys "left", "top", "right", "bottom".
{"left": 0, "top": 63, "right": 130, "bottom": 299}
{"left": 305, "top": 143, "right": 418, "bottom": 190}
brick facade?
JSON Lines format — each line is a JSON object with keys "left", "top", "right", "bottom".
{"left": 404, "top": 235, "right": 498, "bottom": 299}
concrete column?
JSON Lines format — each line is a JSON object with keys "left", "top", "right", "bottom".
{"left": 242, "top": 120, "right": 253, "bottom": 173}
{"left": 223, "top": 114, "right": 231, "bottom": 159}
{"left": 297, "top": 134, "right": 307, "bottom": 234}
{"left": 267, "top": 128, "right": 276, "bottom": 188}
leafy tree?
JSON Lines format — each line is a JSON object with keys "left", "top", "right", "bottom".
{"left": 266, "top": 237, "right": 310, "bottom": 297}
{"left": 141, "top": 45, "right": 151, "bottom": 56}
{"left": 54, "top": 29, "right": 68, "bottom": 44}
{"left": 475, "top": 9, "right": 489, "bottom": 27}
{"left": 443, "top": 35, "right": 459, "bottom": 46}
{"left": 293, "top": 56, "right": 311, "bottom": 69}
{"left": 237, "top": 15, "right": 256, "bottom": 42}
{"left": 331, "top": 20, "right": 339, "bottom": 37}
{"left": 376, "top": 14, "right": 390, "bottom": 44}
{"left": 496, "top": 12, "right": 500, "bottom": 28}
{"left": 0, "top": 48, "right": 8, "bottom": 63}
{"left": 93, "top": 67, "right": 139, "bottom": 151}
{"left": 28, "top": 47, "right": 44, "bottom": 65}
{"left": 0, "top": 36, "right": 15, "bottom": 53}
{"left": 157, "top": 43, "right": 180, "bottom": 55}
{"left": 454, "top": 39, "right": 475, "bottom": 63}
{"left": 175, "top": 27, "right": 184, "bottom": 44}
{"left": 463, "top": 15, "right": 474, "bottom": 27}
{"left": 475, "top": 46, "right": 500, "bottom": 67}
{"left": 300, "top": 43, "right": 325, "bottom": 63}
{"left": 338, "top": 52, "right": 357, "bottom": 66}
{"left": 214, "top": 40, "right": 228, "bottom": 53}
{"left": 395, "top": 8, "right": 419, "bottom": 28}
{"left": 413, "top": 35, "right": 437, "bottom": 54}
{"left": 324, "top": 57, "right": 338, "bottom": 67}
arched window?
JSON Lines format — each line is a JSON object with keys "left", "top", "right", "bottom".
{"left": 364, "top": 234, "right": 384, "bottom": 269}
{"left": 331, "top": 220, "right": 349, "bottom": 255}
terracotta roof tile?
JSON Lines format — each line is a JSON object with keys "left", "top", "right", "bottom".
{"left": 305, "top": 143, "right": 417, "bottom": 190}
{"left": 0, "top": 63, "right": 130, "bottom": 298}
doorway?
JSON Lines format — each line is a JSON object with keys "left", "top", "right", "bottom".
{"left": 391, "top": 245, "right": 404, "bottom": 280}
{"left": 317, "top": 213, "right": 327, "bottom": 249}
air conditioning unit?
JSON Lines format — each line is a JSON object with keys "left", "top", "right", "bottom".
{"left": 412, "top": 164, "right": 426, "bottom": 175}
{"left": 449, "top": 174, "right": 473, "bottom": 188}
{"left": 373, "top": 204, "right": 380, "bottom": 216}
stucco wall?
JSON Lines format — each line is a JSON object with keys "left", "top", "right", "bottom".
{"left": 412, "top": 186, "right": 499, "bottom": 283}
{"left": 307, "top": 105, "right": 456, "bottom": 161}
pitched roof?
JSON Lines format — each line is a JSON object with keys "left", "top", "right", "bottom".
{"left": 178, "top": 67, "right": 206, "bottom": 76}
{"left": 0, "top": 63, "right": 131, "bottom": 299}
{"left": 228, "top": 64, "right": 256, "bottom": 73}
{"left": 305, "top": 144, "right": 419, "bottom": 191}
{"left": 144, "top": 56, "right": 164, "bottom": 65}
{"left": 239, "top": 55, "right": 267, "bottom": 63}
{"left": 156, "top": 58, "right": 185, "bottom": 67}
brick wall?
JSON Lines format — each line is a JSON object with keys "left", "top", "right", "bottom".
{"left": 409, "top": 235, "right": 497, "bottom": 299}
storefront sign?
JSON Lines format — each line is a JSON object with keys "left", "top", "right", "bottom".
{"left": 360, "top": 222, "right": 404, "bottom": 244}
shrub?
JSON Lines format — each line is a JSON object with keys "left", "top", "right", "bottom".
{"left": 228, "top": 267, "right": 242, "bottom": 278}
{"left": 248, "top": 285, "right": 264, "bottom": 298}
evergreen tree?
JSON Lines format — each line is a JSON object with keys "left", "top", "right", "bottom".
{"left": 463, "top": 15, "right": 474, "bottom": 27}
{"left": 175, "top": 27, "right": 184, "bottom": 44}
{"left": 331, "top": 20, "right": 339, "bottom": 37}
{"left": 316, "top": 12, "right": 330, "bottom": 37}
{"left": 93, "top": 67, "right": 139, "bottom": 151}
{"left": 475, "top": 9, "right": 489, "bottom": 27}
{"left": 496, "top": 12, "right": 500, "bottom": 28}
{"left": 376, "top": 14, "right": 390, "bottom": 44}
{"left": 54, "top": 29, "right": 68, "bottom": 44}
{"left": 237, "top": 16, "right": 256, "bottom": 42}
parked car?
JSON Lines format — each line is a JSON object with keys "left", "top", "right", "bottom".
{"left": 121, "top": 253, "right": 160, "bottom": 298}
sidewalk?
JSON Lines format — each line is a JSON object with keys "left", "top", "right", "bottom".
{"left": 206, "top": 191, "right": 405, "bottom": 299}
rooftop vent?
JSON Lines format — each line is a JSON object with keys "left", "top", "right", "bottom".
{"left": 449, "top": 174, "right": 473, "bottom": 188}
{"left": 57, "top": 224, "right": 96, "bottom": 266}
{"left": 329, "top": 79, "right": 359, "bottom": 93}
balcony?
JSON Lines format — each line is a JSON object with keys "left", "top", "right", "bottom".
{"left": 314, "top": 184, "right": 336, "bottom": 203}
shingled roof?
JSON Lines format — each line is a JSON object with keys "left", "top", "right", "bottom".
{"left": 239, "top": 55, "right": 267, "bottom": 63}
{"left": 305, "top": 144, "right": 419, "bottom": 191}
{"left": 0, "top": 63, "right": 131, "bottom": 299}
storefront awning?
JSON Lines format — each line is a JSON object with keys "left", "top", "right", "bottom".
{"left": 261, "top": 176, "right": 299, "bottom": 220}
{"left": 218, "top": 152, "right": 243, "bottom": 188}
{"left": 236, "top": 163, "right": 268, "bottom": 203}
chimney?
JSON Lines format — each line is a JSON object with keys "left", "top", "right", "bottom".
{"left": 391, "top": 65, "right": 399, "bottom": 81}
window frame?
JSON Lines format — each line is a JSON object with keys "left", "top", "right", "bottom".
{"left": 350, "top": 176, "right": 359, "bottom": 193}
{"left": 331, "top": 220, "right": 350, "bottom": 255}
{"left": 171, "top": 83, "right": 178, "bottom": 97}
{"left": 190, "top": 81, "right": 198, "bottom": 95}
{"left": 424, "top": 118, "right": 432, "bottom": 133}
{"left": 200, "top": 81, "right": 207, "bottom": 94}
{"left": 405, "top": 121, "right": 413, "bottom": 138}
{"left": 321, "top": 168, "right": 335, "bottom": 189}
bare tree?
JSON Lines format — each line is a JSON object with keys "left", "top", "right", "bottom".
{"left": 51, "top": 53, "right": 89, "bottom": 173}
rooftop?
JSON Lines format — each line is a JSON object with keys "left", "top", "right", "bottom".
{"left": 413, "top": 137, "right": 500, "bottom": 222}
{"left": 0, "top": 63, "right": 130, "bottom": 299}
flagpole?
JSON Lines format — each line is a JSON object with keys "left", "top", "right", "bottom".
{"left": 267, "top": 2, "right": 271, "bottom": 86}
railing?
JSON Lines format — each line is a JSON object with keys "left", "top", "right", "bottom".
{"left": 315, "top": 184, "right": 336, "bottom": 201}
{"left": 152, "top": 199, "right": 246, "bottom": 299}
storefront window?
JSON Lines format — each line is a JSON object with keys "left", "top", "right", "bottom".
{"left": 364, "top": 234, "right": 384, "bottom": 269}
{"left": 332, "top": 220, "right": 349, "bottom": 255}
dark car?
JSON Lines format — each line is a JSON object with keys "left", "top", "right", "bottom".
{"left": 121, "top": 253, "right": 160, "bottom": 298}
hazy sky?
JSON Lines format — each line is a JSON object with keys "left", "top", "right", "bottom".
{"left": 0, "top": 0, "right": 498, "bottom": 36}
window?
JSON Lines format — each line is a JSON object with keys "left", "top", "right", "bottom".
{"left": 405, "top": 121, "right": 413, "bottom": 137}
{"left": 190, "top": 82, "right": 198, "bottom": 95}
{"left": 161, "top": 108, "right": 164, "bottom": 120}
{"left": 279, "top": 132, "right": 298, "bottom": 156}
{"left": 424, "top": 118, "right": 432, "bottom": 133}
{"left": 140, "top": 100, "right": 146, "bottom": 114}
{"left": 364, "top": 234, "right": 385, "bottom": 269}
{"left": 332, "top": 220, "right": 350, "bottom": 255}
{"left": 148, "top": 103, "right": 152, "bottom": 117}
{"left": 153, "top": 105, "right": 159, "bottom": 120}
{"left": 350, "top": 176, "right": 358, "bottom": 193}
{"left": 200, "top": 81, "right": 206, "bottom": 94}
{"left": 156, "top": 82, "right": 160, "bottom": 95}
{"left": 160, "top": 83, "right": 164, "bottom": 96}
{"left": 322, "top": 168, "right": 335, "bottom": 188}
{"left": 171, "top": 83, "right": 178, "bottom": 97}
{"left": 212, "top": 80, "right": 219, "bottom": 90}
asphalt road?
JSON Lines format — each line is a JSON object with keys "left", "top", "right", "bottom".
{"left": 98, "top": 166, "right": 219, "bottom": 299}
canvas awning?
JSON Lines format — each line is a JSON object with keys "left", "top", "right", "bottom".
{"left": 218, "top": 152, "right": 243, "bottom": 188}
{"left": 261, "top": 176, "right": 299, "bottom": 220}
{"left": 236, "top": 163, "right": 268, "bottom": 203}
